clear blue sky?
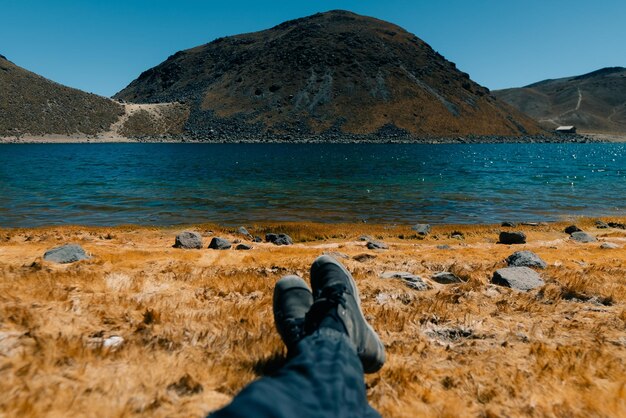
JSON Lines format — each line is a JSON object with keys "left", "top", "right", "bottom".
{"left": 2, "top": 0, "right": 624, "bottom": 97}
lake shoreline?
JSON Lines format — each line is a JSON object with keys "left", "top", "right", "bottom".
{"left": 0, "top": 133, "right": 616, "bottom": 144}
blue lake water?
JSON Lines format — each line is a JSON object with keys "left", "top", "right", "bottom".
{"left": 0, "top": 143, "right": 625, "bottom": 227}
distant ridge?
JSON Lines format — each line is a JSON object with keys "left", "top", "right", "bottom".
{"left": 0, "top": 54, "right": 123, "bottom": 137}
{"left": 115, "top": 10, "right": 543, "bottom": 139}
{"left": 495, "top": 67, "right": 626, "bottom": 134}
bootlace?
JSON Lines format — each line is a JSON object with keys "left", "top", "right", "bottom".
{"left": 304, "top": 283, "right": 347, "bottom": 334}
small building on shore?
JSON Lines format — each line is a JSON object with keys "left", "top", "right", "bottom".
{"left": 556, "top": 126, "right": 576, "bottom": 134}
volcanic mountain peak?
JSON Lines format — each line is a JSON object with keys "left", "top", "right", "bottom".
{"left": 115, "top": 10, "right": 542, "bottom": 139}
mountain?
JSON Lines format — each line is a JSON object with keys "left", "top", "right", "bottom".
{"left": 494, "top": 67, "right": 626, "bottom": 134}
{"left": 115, "top": 10, "right": 543, "bottom": 139}
{"left": 0, "top": 54, "right": 124, "bottom": 137}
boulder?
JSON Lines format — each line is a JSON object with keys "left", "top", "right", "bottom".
{"left": 506, "top": 251, "right": 547, "bottom": 269}
{"left": 600, "top": 242, "right": 620, "bottom": 249}
{"left": 411, "top": 224, "right": 431, "bottom": 236}
{"left": 492, "top": 267, "right": 545, "bottom": 291}
{"left": 237, "top": 226, "right": 251, "bottom": 237}
{"left": 431, "top": 272, "right": 464, "bottom": 284}
{"left": 43, "top": 244, "right": 89, "bottom": 264}
{"left": 380, "top": 271, "right": 429, "bottom": 291}
{"left": 173, "top": 231, "right": 203, "bottom": 249}
{"left": 266, "top": 233, "right": 293, "bottom": 246}
{"left": 367, "top": 240, "right": 388, "bottom": 250}
{"left": 570, "top": 232, "right": 596, "bottom": 243}
{"left": 595, "top": 220, "right": 609, "bottom": 229}
{"left": 608, "top": 222, "right": 626, "bottom": 230}
{"left": 501, "top": 221, "right": 517, "bottom": 227}
{"left": 499, "top": 231, "right": 526, "bottom": 244}
{"left": 450, "top": 231, "right": 464, "bottom": 240}
{"left": 235, "top": 243, "right": 252, "bottom": 250}
{"left": 209, "top": 237, "right": 232, "bottom": 250}
{"left": 353, "top": 253, "right": 377, "bottom": 262}
{"left": 564, "top": 225, "right": 582, "bottom": 234}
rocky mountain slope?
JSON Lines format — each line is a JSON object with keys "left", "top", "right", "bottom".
{"left": 0, "top": 54, "right": 124, "bottom": 137}
{"left": 494, "top": 67, "right": 626, "bottom": 134}
{"left": 115, "top": 10, "right": 543, "bottom": 139}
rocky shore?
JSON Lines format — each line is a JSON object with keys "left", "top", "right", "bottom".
{"left": 1, "top": 218, "right": 625, "bottom": 417}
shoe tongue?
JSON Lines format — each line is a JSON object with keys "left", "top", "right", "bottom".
{"left": 305, "top": 284, "right": 348, "bottom": 334}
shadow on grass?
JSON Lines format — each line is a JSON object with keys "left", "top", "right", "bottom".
{"left": 251, "top": 351, "right": 289, "bottom": 376}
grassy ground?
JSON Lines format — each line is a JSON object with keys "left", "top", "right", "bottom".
{"left": 1, "top": 219, "right": 625, "bottom": 417}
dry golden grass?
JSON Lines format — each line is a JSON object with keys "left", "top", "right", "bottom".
{"left": 1, "top": 219, "right": 625, "bottom": 417}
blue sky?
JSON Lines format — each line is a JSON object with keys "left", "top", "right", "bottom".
{"left": 2, "top": 0, "right": 624, "bottom": 97}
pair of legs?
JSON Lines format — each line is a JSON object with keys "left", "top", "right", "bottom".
{"left": 209, "top": 255, "right": 385, "bottom": 418}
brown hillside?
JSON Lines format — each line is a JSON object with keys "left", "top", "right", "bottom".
{"left": 0, "top": 55, "right": 124, "bottom": 137}
{"left": 494, "top": 67, "right": 626, "bottom": 134}
{"left": 115, "top": 10, "right": 543, "bottom": 138}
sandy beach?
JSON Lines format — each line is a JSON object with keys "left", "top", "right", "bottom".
{"left": 1, "top": 220, "right": 625, "bottom": 417}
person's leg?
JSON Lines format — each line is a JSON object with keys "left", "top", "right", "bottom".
{"left": 209, "top": 258, "right": 384, "bottom": 417}
{"left": 209, "top": 328, "right": 380, "bottom": 418}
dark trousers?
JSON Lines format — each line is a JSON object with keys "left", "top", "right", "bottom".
{"left": 209, "top": 328, "right": 381, "bottom": 418}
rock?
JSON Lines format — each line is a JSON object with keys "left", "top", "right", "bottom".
{"left": 208, "top": 237, "right": 232, "bottom": 250}
{"left": 266, "top": 233, "right": 293, "bottom": 246}
{"left": 367, "top": 240, "right": 388, "bottom": 250}
{"left": 173, "top": 231, "right": 203, "bottom": 249}
{"left": 499, "top": 231, "right": 526, "bottom": 244}
{"left": 506, "top": 251, "right": 547, "bottom": 269}
{"left": 600, "top": 242, "right": 620, "bottom": 249}
{"left": 521, "top": 222, "right": 540, "bottom": 226}
{"left": 236, "top": 243, "right": 252, "bottom": 250}
{"left": 570, "top": 232, "right": 596, "bottom": 243}
{"left": 358, "top": 235, "right": 373, "bottom": 242}
{"left": 450, "top": 231, "right": 464, "bottom": 240}
{"left": 564, "top": 225, "right": 582, "bottom": 234}
{"left": 237, "top": 226, "right": 251, "bottom": 236}
{"left": 353, "top": 253, "right": 377, "bottom": 262}
{"left": 595, "top": 220, "right": 609, "bottom": 229}
{"left": 431, "top": 272, "right": 464, "bottom": 284}
{"left": 323, "top": 251, "right": 349, "bottom": 260}
{"left": 501, "top": 221, "right": 517, "bottom": 227}
{"left": 412, "top": 224, "right": 431, "bottom": 236}
{"left": 253, "top": 236, "right": 263, "bottom": 243}
{"left": 492, "top": 267, "right": 545, "bottom": 291}
{"left": 380, "top": 271, "right": 429, "bottom": 291}
{"left": 103, "top": 336, "right": 124, "bottom": 349}
{"left": 437, "top": 244, "right": 451, "bottom": 250}
{"left": 43, "top": 244, "right": 89, "bottom": 264}
{"left": 608, "top": 222, "right": 626, "bottom": 229}
{"left": 167, "top": 374, "right": 203, "bottom": 397}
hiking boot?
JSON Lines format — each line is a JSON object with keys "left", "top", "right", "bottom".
{"left": 273, "top": 275, "right": 314, "bottom": 354}
{"left": 306, "top": 255, "right": 386, "bottom": 373}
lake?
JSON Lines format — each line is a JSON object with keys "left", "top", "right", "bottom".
{"left": 0, "top": 143, "right": 624, "bottom": 227}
